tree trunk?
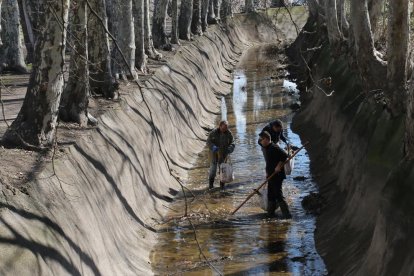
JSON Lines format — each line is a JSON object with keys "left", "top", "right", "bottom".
{"left": 133, "top": 0, "right": 148, "bottom": 72}
{"left": 179, "top": 0, "right": 193, "bottom": 40}
{"left": 325, "top": 0, "right": 342, "bottom": 48}
{"left": 220, "top": 0, "right": 232, "bottom": 21}
{"left": 207, "top": 0, "right": 216, "bottom": 23}
{"left": 144, "top": 0, "right": 162, "bottom": 59}
{"left": 213, "top": 0, "right": 221, "bottom": 20}
{"left": 191, "top": 0, "right": 202, "bottom": 35}
{"left": 60, "top": 0, "right": 93, "bottom": 127}
{"left": 337, "top": 0, "right": 349, "bottom": 36}
{"left": 0, "top": 0, "right": 3, "bottom": 46}
{"left": 88, "top": 0, "right": 116, "bottom": 98}
{"left": 368, "top": 0, "right": 384, "bottom": 39}
{"left": 387, "top": 0, "right": 409, "bottom": 114}
{"left": 200, "top": 0, "right": 209, "bottom": 32}
{"left": 272, "top": 0, "right": 284, "bottom": 7}
{"left": 406, "top": 74, "right": 414, "bottom": 157}
{"left": 245, "top": 0, "right": 255, "bottom": 13}
{"left": 2, "top": 0, "right": 70, "bottom": 148}
{"left": 111, "top": 0, "right": 137, "bottom": 80}
{"left": 0, "top": 0, "right": 28, "bottom": 73}
{"left": 17, "top": 0, "right": 35, "bottom": 63}
{"left": 350, "top": 0, "right": 386, "bottom": 90}
{"left": 170, "top": 0, "right": 180, "bottom": 43}
{"left": 307, "top": 0, "right": 320, "bottom": 18}
{"left": 152, "top": 0, "right": 172, "bottom": 50}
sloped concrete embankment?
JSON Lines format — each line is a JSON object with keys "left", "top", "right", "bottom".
{"left": 0, "top": 14, "right": 294, "bottom": 275}
{"left": 289, "top": 19, "right": 414, "bottom": 276}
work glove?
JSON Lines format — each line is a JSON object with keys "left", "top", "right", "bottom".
{"left": 212, "top": 145, "right": 219, "bottom": 153}
{"left": 291, "top": 145, "right": 299, "bottom": 151}
{"left": 227, "top": 144, "right": 235, "bottom": 154}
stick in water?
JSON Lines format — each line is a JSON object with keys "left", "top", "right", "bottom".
{"left": 230, "top": 141, "right": 309, "bottom": 215}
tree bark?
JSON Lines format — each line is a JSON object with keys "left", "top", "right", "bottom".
{"left": 325, "top": 0, "right": 342, "bottom": 48}
{"left": 337, "top": 0, "right": 349, "bottom": 36}
{"left": 350, "top": 0, "right": 386, "bottom": 90}
{"left": 200, "top": 0, "right": 209, "bottom": 32}
{"left": 60, "top": 0, "right": 93, "bottom": 127}
{"left": 179, "top": 0, "right": 193, "bottom": 40}
{"left": 2, "top": 0, "right": 70, "bottom": 148}
{"left": 245, "top": 0, "right": 255, "bottom": 13}
{"left": 133, "top": 0, "right": 148, "bottom": 72}
{"left": 17, "top": 0, "right": 35, "bottom": 63}
{"left": 144, "top": 0, "right": 162, "bottom": 59}
{"left": 368, "top": 0, "right": 384, "bottom": 39}
{"left": 0, "top": 0, "right": 3, "bottom": 46}
{"left": 88, "top": 0, "right": 116, "bottom": 98}
{"left": 111, "top": 0, "right": 137, "bottom": 80}
{"left": 220, "top": 0, "right": 232, "bottom": 21}
{"left": 207, "top": 0, "right": 216, "bottom": 23}
{"left": 191, "top": 0, "right": 203, "bottom": 35}
{"left": 406, "top": 74, "right": 414, "bottom": 157}
{"left": 0, "top": 0, "right": 28, "bottom": 73}
{"left": 387, "top": 0, "right": 409, "bottom": 114}
{"left": 152, "top": 0, "right": 172, "bottom": 50}
{"left": 170, "top": 0, "right": 180, "bottom": 43}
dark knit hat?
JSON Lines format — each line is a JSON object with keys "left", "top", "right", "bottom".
{"left": 259, "top": 131, "right": 271, "bottom": 140}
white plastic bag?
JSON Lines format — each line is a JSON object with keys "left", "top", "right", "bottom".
{"left": 284, "top": 156, "right": 295, "bottom": 175}
{"left": 219, "top": 162, "right": 234, "bottom": 183}
{"left": 259, "top": 187, "right": 268, "bottom": 211}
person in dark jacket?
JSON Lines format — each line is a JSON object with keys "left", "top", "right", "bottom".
{"left": 207, "top": 120, "right": 235, "bottom": 189}
{"left": 259, "top": 131, "right": 292, "bottom": 219}
{"left": 260, "top": 119, "right": 288, "bottom": 144}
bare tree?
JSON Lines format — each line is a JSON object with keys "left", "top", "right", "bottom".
{"left": 2, "top": 0, "right": 70, "bottom": 147}
{"left": 349, "top": 0, "right": 386, "bottom": 89}
{"left": 220, "top": 0, "right": 232, "bottom": 21}
{"left": 152, "top": 0, "right": 172, "bottom": 50}
{"left": 245, "top": 0, "right": 255, "bottom": 13}
{"left": 17, "top": 0, "right": 41, "bottom": 63}
{"left": 337, "top": 0, "right": 349, "bottom": 36}
{"left": 88, "top": 0, "right": 116, "bottom": 98}
{"left": 144, "top": 0, "right": 162, "bottom": 59}
{"left": 406, "top": 75, "right": 414, "bottom": 157}
{"left": 368, "top": 0, "right": 384, "bottom": 39}
{"left": 170, "top": 0, "right": 180, "bottom": 44}
{"left": 207, "top": 0, "right": 216, "bottom": 23}
{"left": 325, "top": 0, "right": 342, "bottom": 48}
{"left": 200, "top": 0, "right": 209, "bottom": 32}
{"left": 111, "top": 0, "right": 137, "bottom": 79}
{"left": 0, "top": 0, "right": 28, "bottom": 73}
{"left": 0, "top": 0, "right": 3, "bottom": 46}
{"left": 191, "top": 0, "right": 203, "bottom": 35}
{"left": 179, "top": 0, "right": 193, "bottom": 40}
{"left": 387, "top": 0, "right": 409, "bottom": 114}
{"left": 133, "top": 0, "right": 148, "bottom": 71}
{"left": 60, "top": 0, "right": 96, "bottom": 126}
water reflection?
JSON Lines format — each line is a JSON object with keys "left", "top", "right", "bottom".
{"left": 151, "top": 44, "right": 327, "bottom": 275}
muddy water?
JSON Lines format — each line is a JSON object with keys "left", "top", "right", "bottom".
{"left": 151, "top": 44, "right": 327, "bottom": 275}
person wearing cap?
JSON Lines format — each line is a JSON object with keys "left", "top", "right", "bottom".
{"left": 259, "top": 131, "right": 292, "bottom": 219}
{"left": 206, "top": 120, "right": 235, "bottom": 189}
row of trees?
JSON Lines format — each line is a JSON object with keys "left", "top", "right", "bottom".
{"left": 0, "top": 0, "right": 262, "bottom": 148}
{"left": 308, "top": 0, "right": 414, "bottom": 156}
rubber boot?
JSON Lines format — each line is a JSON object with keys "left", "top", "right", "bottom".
{"left": 209, "top": 179, "right": 214, "bottom": 189}
{"left": 220, "top": 181, "right": 225, "bottom": 190}
{"left": 267, "top": 201, "right": 277, "bottom": 217}
{"left": 279, "top": 200, "right": 292, "bottom": 219}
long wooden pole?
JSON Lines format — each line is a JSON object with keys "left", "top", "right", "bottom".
{"left": 230, "top": 141, "right": 309, "bottom": 215}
